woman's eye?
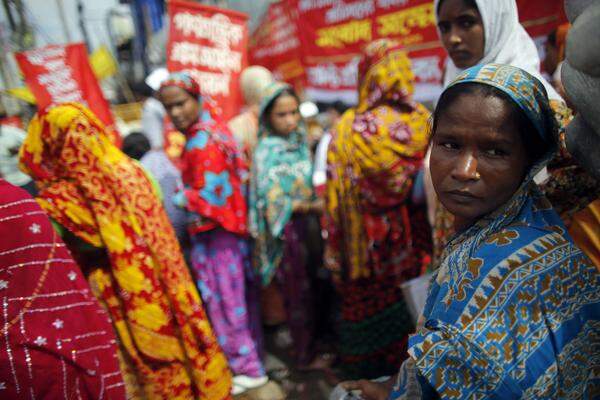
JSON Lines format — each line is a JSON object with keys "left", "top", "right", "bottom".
{"left": 438, "top": 22, "right": 450, "bottom": 33}
{"left": 440, "top": 142, "right": 458, "bottom": 150}
{"left": 460, "top": 20, "right": 474, "bottom": 29}
{"left": 485, "top": 148, "right": 506, "bottom": 157}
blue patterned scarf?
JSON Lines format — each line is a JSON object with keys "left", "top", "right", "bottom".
{"left": 391, "top": 64, "right": 600, "bottom": 399}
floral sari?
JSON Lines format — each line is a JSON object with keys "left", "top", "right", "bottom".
{"left": 325, "top": 40, "right": 432, "bottom": 378}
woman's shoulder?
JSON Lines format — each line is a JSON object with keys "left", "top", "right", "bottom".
{"left": 430, "top": 220, "right": 589, "bottom": 323}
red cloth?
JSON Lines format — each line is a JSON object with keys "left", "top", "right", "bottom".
{"left": 180, "top": 112, "right": 248, "bottom": 236}
{"left": 0, "top": 179, "right": 126, "bottom": 399}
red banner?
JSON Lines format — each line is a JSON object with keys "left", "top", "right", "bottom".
{"left": 250, "top": 0, "right": 567, "bottom": 104}
{"left": 288, "top": 0, "right": 445, "bottom": 103}
{"left": 167, "top": 0, "right": 248, "bottom": 122}
{"left": 249, "top": 2, "right": 304, "bottom": 87}
{"left": 15, "top": 43, "right": 116, "bottom": 132}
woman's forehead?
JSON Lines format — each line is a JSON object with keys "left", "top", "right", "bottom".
{"left": 437, "top": 92, "right": 519, "bottom": 137}
{"left": 160, "top": 86, "right": 192, "bottom": 102}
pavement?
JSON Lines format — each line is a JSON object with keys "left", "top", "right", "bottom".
{"left": 236, "top": 327, "right": 340, "bottom": 400}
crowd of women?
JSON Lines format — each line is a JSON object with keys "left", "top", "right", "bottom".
{"left": 1, "top": 0, "right": 599, "bottom": 399}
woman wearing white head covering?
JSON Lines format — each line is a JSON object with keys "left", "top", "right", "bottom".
{"left": 434, "top": 0, "right": 562, "bottom": 100}
{"left": 425, "top": 0, "right": 570, "bottom": 262}
{"left": 228, "top": 66, "right": 274, "bottom": 164}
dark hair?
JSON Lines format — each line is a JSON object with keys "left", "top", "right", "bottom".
{"left": 547, "top": 29, "right": 558, "bottom": 48}
{"left": 431, "top": 83, "right": 550, "bottom": 165}
{"left": 130, "top": 81, "right": 154, "bottom": 98}
{"left": 437, "top": 0, "right": 478, "bottom": 15}
{"left": 122, "top": 132, "right": 151, "bottom": 160}
{"left": 331, "top": 100, "right": 349, "bottom": 114}
{"left": 261, "top": 88, "right": 300, "bottom": 131}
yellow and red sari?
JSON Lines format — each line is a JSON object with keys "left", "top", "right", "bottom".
{"left": 20, "top": 103, "right": 231, "bottom": 400}
{"left": 325, "top": 40, "right": 432, "bottom": 378}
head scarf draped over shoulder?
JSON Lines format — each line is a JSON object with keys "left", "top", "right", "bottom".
{"left": 159, "top": 71, "right": 201, "bottom": 99}
{"left": 325, "top": 40, "right": 432, "bottom": 281}
{"left": 159, "top": 72, "right": 248, "bottom": 236}
{"left": 396, "top": 64, "right": 599, "bottom": 399}
{"left": 19, "top": 102, "right": 232, "bottom": 399}
{"left": 249, "top": 82, "right": 314, "bottom": 286}
{"left": 434, "top": 0, "right": 562, "bottom": 101}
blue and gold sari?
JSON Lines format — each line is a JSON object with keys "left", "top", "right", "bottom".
{"left": 391, "top": 64, "right": 600, "bottom": 399}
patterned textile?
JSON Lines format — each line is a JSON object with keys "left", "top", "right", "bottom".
{"left": 249, "top": 82, "right": 314, "bottom": 286}
{"left": 569, "top": 199, "right": 600, "bottom": 269}
{"left": 0, "top": 179, "right": 126, "bottom": 399}
{"left": 390, "top": 64, "right": 600, "bottom": 399}
{"left": 19, "top": 103, "right": 232, "bottom": 400}
{"left": 190, "top": 229, "right": 264, "bottom": 378}
{"left": 160, "top": 72, "right": 201, "bottom": 98}
{"left": 325, "top": 40, "right": 431, "bottom": 282}
{"left": 324, "top": 40, "right": 432, "bottom": 379}
{"left": 162, "top": 74, "right": 248, "bottom": 237}
{"left": 276, "top": 214, "right": 317, "bottom": 366}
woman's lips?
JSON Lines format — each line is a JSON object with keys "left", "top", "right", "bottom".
{"left": 444, "top": 189, "right": 480, "bottom": 203}
{"left": 450, "top": 50, "right": 471, "bottom": 61}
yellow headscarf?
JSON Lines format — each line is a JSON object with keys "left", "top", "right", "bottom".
{"left": 326, "top": 40, "right": 431, "bottom": 281}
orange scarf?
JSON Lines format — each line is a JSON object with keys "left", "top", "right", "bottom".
{"left": 20, "top": 103, "right": 231, "bottom": 400}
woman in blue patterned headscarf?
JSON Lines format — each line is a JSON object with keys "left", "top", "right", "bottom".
{"left": 341, "top": 64, "right": 600, "bottom": 399}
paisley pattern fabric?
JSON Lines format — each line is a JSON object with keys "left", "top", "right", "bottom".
{"left": 19, "top": 103, "right": 232, "bottom": 400}
{"left": 325, "top": 40, "right": 432, "bottom": 379}
{"left": 249, "top": 82, "right": 314, "bottom": 286}
{"left": 390, "top": 64, "right": 600, "bottom": 399}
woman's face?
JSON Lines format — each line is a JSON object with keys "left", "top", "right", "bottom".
{"left": 268, "top": 94, "right": 301, "bottom": 136}
{"left": 430, "top": 91, "right": 530, "bottom": 231}
{"left": 437, "top": 0, "right": 485, "bottom": 69}
{"left": 159, "top": 86, "right": 200, "bottom": 132}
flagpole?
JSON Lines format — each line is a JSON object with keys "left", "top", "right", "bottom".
{"left": 55, "top": 0, "right": 72, "bottom": 42}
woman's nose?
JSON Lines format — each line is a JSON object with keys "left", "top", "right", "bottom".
{"left": 451, "top": 151, "right": 479, "bottom": 181}
{"left": 449, "top": 27, "right": 462, "bottom": 45}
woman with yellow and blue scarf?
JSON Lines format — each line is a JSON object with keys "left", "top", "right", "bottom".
{"left": 342, "top": 64, "right": 600, "bottom": 399}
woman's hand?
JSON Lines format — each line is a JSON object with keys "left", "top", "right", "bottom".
{"left": 292, "top": 199, "right": 324, "bottom": 214}
{"left": 340, "top": 379, "right": 392, "bottom": 400}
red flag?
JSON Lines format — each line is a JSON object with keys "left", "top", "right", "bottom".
{"left": 15, "top": 43, "right": 118, "bottom": 141}
{"left": 167, "top": 0, "right": 248, "bottom": 122}
{"left": 249, "top": 2, "right": 304, "bottom": 88}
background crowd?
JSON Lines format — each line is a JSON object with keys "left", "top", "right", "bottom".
{"left": 1, "top": 0, "right": 600, "bottom": 399}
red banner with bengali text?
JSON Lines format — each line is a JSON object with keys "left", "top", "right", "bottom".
{"left": 250, "top": 0, "right": 567, "bottom": 104}
{"left": 167, "top": 0, "right": 248, "bottom": 122}
{"left": 249, "top": 2, "right": 304, "bottom": 88}
{"left": 15, "top": 43, "right": 117, "bottom": 134}
{"left": 287, "top": 0, "right": 445, "bottom": 103}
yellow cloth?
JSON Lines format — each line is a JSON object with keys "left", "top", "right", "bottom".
{"left": 20, "top": 103, "right": 231, "bottom": 400}
{"left": 569, "top": 199, "right": 600, "bottom": 270}
{"left": 326, "top": 40, "right": 431, "bottom": 281}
